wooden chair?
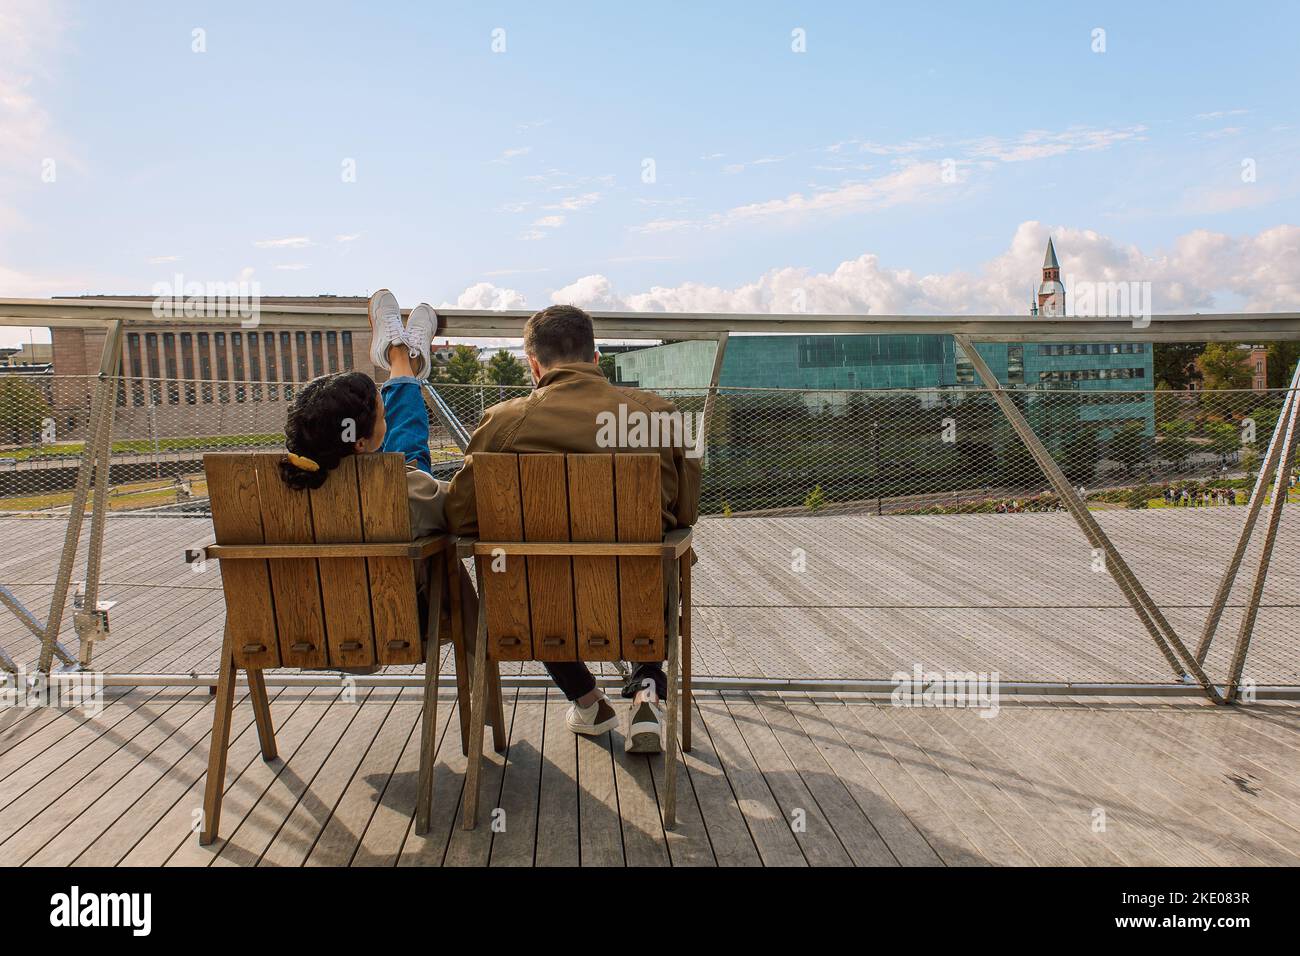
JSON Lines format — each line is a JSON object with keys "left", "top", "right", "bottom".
{"left": 195, "top": 451, "right": 504, "bottom": 845}
{"left": 456, "top": 452, "right": 693, "bottom": 829}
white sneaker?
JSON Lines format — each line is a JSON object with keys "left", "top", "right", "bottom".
{"left": 402, "top": 303, "right": 439, "bottom": 379}
{"left": 625, "top": 698, "right": 664, "bottom": 753}
{"left": 367, "top": 289, "right": 405, "bottom": 372}
{"left": 565, "top": 695, "right": 619, "bottom": 736}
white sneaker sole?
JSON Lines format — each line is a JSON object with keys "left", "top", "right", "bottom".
{"left": 566, "top": 712, "right": 619, "bottom": 737}
{"left": 367, "top": 289, "right": 402, "bottom": 371}
{"left": 626, "top": 722, "right": 663, "bottom": 753}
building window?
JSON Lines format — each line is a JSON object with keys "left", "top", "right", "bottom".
{"left": 311, "top": 331, "right": 324, "bottom": 378}
{"left": 327, "top": 331, "right": 339, "bottom": 372}
{"left": 232, "top": 331, "right": 246, "bottom": 402}
{"left": 296, "top": 331, "right": 309, "bottom": 381}
{"left": 180, "top": 332, "right": 196, "bottom": 405}
{"left": 215, "top": 332, "right": 229, "bottom": 403}
{"left": 162, "top": 332, "right": 179, "bottom": 404}
{"left": 247, "top": 332, "right": 261, "bottom": 402}
{"left": 197, "top": 332, "right": 213, "bottom": 403}
{"left": 342, "top": 331, "right": 354, "bottom": 370}
{"left": 126, "top": 332, "right": 145, "bottom": 407}
{"left": 1007, "top": 345, "right": 1024, "bottom": 385}
{"left": 263, "top": 332, "right": 278, "bottom": 401}
{"left": 280, "top": 332, "right": 294, "bottom": 400}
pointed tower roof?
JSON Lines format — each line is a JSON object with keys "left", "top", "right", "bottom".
{"left": 1043, "top": 237, "right": 1059, "bottom": 270}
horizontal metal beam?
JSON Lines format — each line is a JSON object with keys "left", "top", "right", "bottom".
{"left": 2, "top": 297, "right": 1299, "bottom": 343}
{"left": 93, "top": 672, "right": 1300, "bottom": 700}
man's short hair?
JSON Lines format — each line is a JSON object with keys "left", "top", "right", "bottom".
{"left": 524, "top": 304, "right": 596, "bottom": 367}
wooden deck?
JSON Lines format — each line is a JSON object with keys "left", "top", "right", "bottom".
{"left": 2, "top": 509, "right": 1298, "bottom": 685}
{"left": 3, "top": 682, "right": 1300, "bottom": 866}
{"left": 2, "top": 508, "right": 1300, "bottom": 866}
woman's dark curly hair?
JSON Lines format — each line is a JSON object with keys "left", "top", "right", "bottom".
{"left": 279, "top": 371, "right": 380, "bottom": 491}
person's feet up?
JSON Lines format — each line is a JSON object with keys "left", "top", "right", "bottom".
{"left": 565, "top": 695, "right": 619, "bottom": 736}
{"left": 402, "top": 303, "right": 440, "bottom": 379}
{"left": 367, "top": 289, "right": 406, "bottom": 372}
{"left": 624, "top": 695, "right": 664, "bottom": 753}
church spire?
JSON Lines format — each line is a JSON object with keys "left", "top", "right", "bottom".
{"left": 1043, "top": 236, "right": 1059, "bottom": 270}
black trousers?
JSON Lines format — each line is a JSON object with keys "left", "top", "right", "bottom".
{"left": 545, "top": 660, "right": 668, "bottom": 702}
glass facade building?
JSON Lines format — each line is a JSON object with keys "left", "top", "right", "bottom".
{"left": 614, "top": 333, "right": 1156, "bottom": 437}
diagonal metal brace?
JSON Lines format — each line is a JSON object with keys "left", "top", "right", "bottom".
{"left": 955, "top": 335, "right": 1221, "bottom": 702}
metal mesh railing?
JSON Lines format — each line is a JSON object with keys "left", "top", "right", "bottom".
{"left": 0, "top": 373, "right": 1295, "bottom": 689}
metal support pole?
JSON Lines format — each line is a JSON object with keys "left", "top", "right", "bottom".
{"left": 1196, "top": 360, "right": 1300, "bottom": 665}
{"left": 1223, "top": 379, "right": 1300, "bottom": 703}
{"left": 696, "top": 331, "right": 729, "bottom": 461}
{"left": 954, "top": 335, "right": 1221, "bottom": 702}
{"left": 38, "top": 320, "right": 123, "bottom": 674}
{"left": 77, "top": 326, "right": 123, "bottom": 668}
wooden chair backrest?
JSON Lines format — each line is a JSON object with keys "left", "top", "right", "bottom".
{"left": 472, "top": 452, "right": 664, "bottom": 663}
{"left": 204, "top": 452, "right": 423, "bottom": 669}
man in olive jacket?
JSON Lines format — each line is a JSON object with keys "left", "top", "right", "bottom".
{"left": 444, "top": 304, "right": 700, "bottom": 752}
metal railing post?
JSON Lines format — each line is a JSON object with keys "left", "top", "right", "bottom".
{"left": 1196, "top": 359, "right": 1300, "bottom": 665}
{"left": 37, "top": 320, "right": 123, "bottom": 674}
{"left": 954, "top": 334, "right": 1222, "bottom": 702}
{"left": 696, "top": 331, "right": 729, "bottom": 461}
{"left": 1223, "top": 377, "right": 1300, "bottom": 703}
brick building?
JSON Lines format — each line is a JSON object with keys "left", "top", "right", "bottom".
{"left": 49, "top": 296, "right": 377, "bottom": 440}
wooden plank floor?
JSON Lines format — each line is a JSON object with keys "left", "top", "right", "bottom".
{"left": 4, "top": 687, "right": 1300, "bottom": 866}
{"left": 2, "top": 510, "right": 1298, "bottom": 685}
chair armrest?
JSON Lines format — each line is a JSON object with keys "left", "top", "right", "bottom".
{"left": 205, "top": 535, "right": 449, "bottom": 561}
{"left": 183, "top": 538, "right": 215, "bottom": 564}
{"left": 412, "top": 534, "right": 447, "bottom": 559}
{"left": 662, "top": 527, "right": 694, "bottom": 558}
{"left": 453, "top": 535, "right": 478, "bottom": 560}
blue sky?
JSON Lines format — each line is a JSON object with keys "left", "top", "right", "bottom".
{"left": 2, "top": 1, "right": 1299, "bottom": 345}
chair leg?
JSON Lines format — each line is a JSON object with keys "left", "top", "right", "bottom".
{"left": 200, "top": 642, "right": 237, "bottom": 845}
{"left": 664, "top": 564, "right": 681, "bottom": 829}
{"left": 680, "top": 552, "right": 692, "bottom": 753}
{"left": 450, "top": 556, "right": 472, "bottom": 757}
{"left": 462, "top": 563, "right": 490, "bottom": 830}
{"left": 452, "top": 637, "right": 472, "bottom": 757}
{"left": 416, "top": 642, "right": 440, "bottom": 835}
{"left": 488, "top": 660, "right": 507, "bottom": 754}
{"left": 247, "top": 668, "right": 276, "bottom": 761}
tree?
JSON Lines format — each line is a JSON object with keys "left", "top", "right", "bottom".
{"left": 1197, "top": 342, "right": 1252, "bottom": 391}
{"left": 1106, "top": 421, "right": 1151, "bottom": 475}
{"left": 1206, "top": 421, "right": 1240, "bottom": 463}
{"left": 1157, "top": 421, "right": 1194, "bottom": 471}
{"left": 485, "top": 349, "right": 527, "bottom": 386}
{"left": 438, "top": 344, "right": 483, "bottom": 385}
{"left": 1062, "top": 428, "right": 1099, "bottom": 484}
{"left": 803, "top": 485, "right": 826, "bottom": 512}
{"left": 598, "top": 353, "right": 616, "bottom": 381}
{"left": 1154, "top": 343, "right": 1205, "bottom": 390}
{"left": 0, "top": 378, "right": 51, "bottom": 446}
{"left": 1266, "top": 341, "right": 1300, "bottom": 389}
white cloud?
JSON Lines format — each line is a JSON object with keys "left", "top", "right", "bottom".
{"left": 632, "top": 161, "right": 966, "bottom": 233}
{"left": 147, "top": 255, "right": 181, "bottom": 264}
{"left": 493, "top": 146, "right": 532, "bottom": 163}
{"left": 449, "top": 281, "right": 528, "bottom": 311}
{"left": 335, "top": 233, "right": 361, "bottom": 243}
{"left": 0, "top": 1, "right": 71, "bottom": 227}
{"left": 518, "top": 229, "right": 548, "bottom": 241}
{"left": 542, "top": 192, "right": 600, "bottom": 211}
{"left": 964, "top": 126, "right": 1147, "bottom": 163}
{"left": 1195, "top": 109, "right": 1250, "bottom": 120}
{"left": 275, "top": 263, "right": 309, "bottom": 271}
{"left": 532, "top": 215, "right": 565, "bottom": 228}
{"left": 456, "top": 221, "right": 1300, "bottom": 316}
{"left": 254, "top": 236, "right": 312, "bottom": 249}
